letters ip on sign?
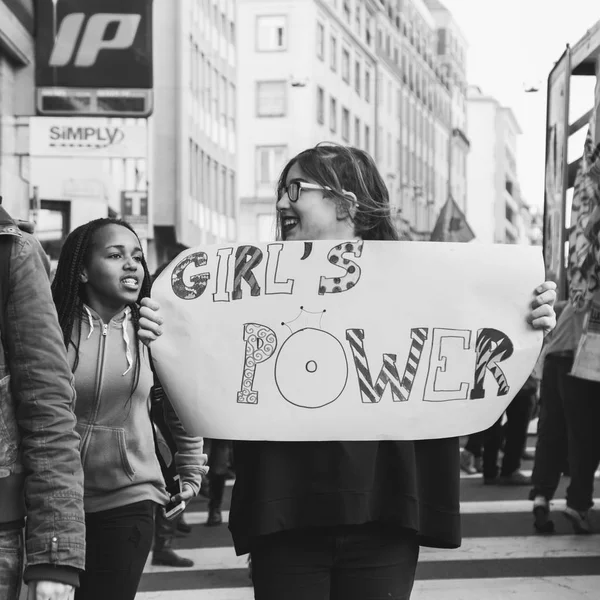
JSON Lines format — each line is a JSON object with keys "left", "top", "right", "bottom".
{"left": 35, "top": 0, "right": 153, "bottom": 117}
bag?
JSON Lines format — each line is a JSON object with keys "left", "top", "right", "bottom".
{"left": 148, "top": 349, "right": 180, "bottom": 489}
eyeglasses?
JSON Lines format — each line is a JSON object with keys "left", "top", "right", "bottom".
{"left": 279, "top": 181, "right": 332, "bottom": 203}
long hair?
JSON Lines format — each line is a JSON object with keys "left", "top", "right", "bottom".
{"left": 51, "top": 218, "right": 152, "bottom": 395}
{"left": 276, "top": 143, "right": 400, "bottom": 241}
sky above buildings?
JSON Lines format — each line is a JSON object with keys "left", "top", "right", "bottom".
{"left": 442, "top": 0, "right": 599, "bottom": 210}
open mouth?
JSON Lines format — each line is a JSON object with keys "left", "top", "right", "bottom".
{"left": 121, "top": 277, "right": 139, "bottom": 290}
{"left": 281, "top": 215, "right": 300, "bottom": 235}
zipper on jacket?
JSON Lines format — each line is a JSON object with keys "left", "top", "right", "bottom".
{"left": 80, "top": 320, "right": 110, "bottom": 462}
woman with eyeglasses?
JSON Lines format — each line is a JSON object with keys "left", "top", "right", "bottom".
{"left": 139, "top": 143, "right": 557, "bottom": 600}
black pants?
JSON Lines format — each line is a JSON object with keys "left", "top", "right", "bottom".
{"left": 464, "top": 431, "right": 484, "bottom": 458}
{"left": 483, "top": 390, "right": 534, "bottom": 479}
{"left": 530, "top": 354, "right": 571, "bottom": 501}
{"left": 76, "top": 500, "right": 155, "bottom": 600}
{"left": 563, "top": 369, "right": 600, "bottom": 511}
{"left": 250, "top": 523, "right": 419, "bottom": 600}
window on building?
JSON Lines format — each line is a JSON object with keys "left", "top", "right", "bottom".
{"left": 256, "top": 81, "right": 286, "bottom": 117}
{"left": 355, "top": 2, "right": 362, "bottom": 34}
{"left": 330, "top": 35, "right": 337, "bottom": 71}
{"left": 330, "top": 97, "right": 337, "bottom": 133}
{"left": 317, "top": 86, "right": 325, "bottom": 124}
{"left": 256, "top": 15, "right": 287, "bottom": 51}
{"left": 366, "top": 15, "right": 372, "bottom": 46}
{"left": 316, "top": 22, "right": 325, "bottom": 60}
{"left": 343, "top": 0, "right": 351, "bottom": 22}
{"left": 365, "top": 68, "right": 371, "bottom": 102}
{"left": 354, "top": 117, "right": 360, "bottom": 147}
{"left": 189, "top": 138, "right": 196, "bottom": 197}
{"left": 256, "top": 145, "right": 287, "bottom": 185}
{"left": 342, "top": 48, "right": 350, "bottom": 83}
{"left": 342, "top": 107, "right": 350, "bottom": 142}
{"left": 364, "top": 124, "right": 370, "bottom": 152}
{"left": 354, "top": 60, "right": 361, "bottom": 95}
{"left": 437, "top": 28, "right": 447, "bottom": 55}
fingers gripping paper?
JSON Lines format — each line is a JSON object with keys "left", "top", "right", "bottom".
{"left": 151, "top": 241, "right": 544, "bottom": 441}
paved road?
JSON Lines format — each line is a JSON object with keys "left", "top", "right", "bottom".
{"left": 138, "top": 435, "right": 600, "bottom": 599}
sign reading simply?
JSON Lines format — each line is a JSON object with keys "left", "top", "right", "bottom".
{"left": 151, "top": 241, "right": 544, "bottom": 441}
{"left": 29, "top": 117, "right": 147, "bottom": 158}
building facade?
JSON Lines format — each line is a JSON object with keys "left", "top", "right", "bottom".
{"left": 0, "top": 0, "right": 35, "bottom": 218}
{"left": 390, "top": 0, "right": 455, "bottom": 238}
{"left": 150, "top": 0, "right": 238, "bottom": 266}
{"left": 237, "top": 0, "right": 466, "bottom": 242}
{"left": 424, "top": 0, "right": 469, "bottom": 214}
{"left": 237, "top": 0, "right": 379, "bottom": 242}
{"left": 466, "top": 86, "right": 531, "bottom": 244}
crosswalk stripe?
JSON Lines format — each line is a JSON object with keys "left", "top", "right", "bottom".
{"left": 460, "top": 498, "right": 600, "bottom": 513}
{"left": 460, "top": 470, "right": 600, "bottom": 479}
{"left": 144, "top": 534, "right": 600, "bottom": 574}
{"left": 460, "top": 469, "right": 534, "bottom": 478}
{"left": 182, "top": 498, "right": 600, "bottom": 525}
{"left": 137, "top": 576, "right": 600, "bottom": 600}
{"left": 185, "top": 510, "right": 229, "bottom": 525}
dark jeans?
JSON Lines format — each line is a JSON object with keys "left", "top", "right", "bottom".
{"left": 76, "top": 500, "right": 155, "bottom": 600}
{"left": 563, "top": 370, "right": 600, "bottom": 511}
{"left": 464, "top": 432, "right": 484, "bottom": 458}
{"left": 483, "top": 390, "right": 535, "bottom": 479}
{"left": 250, "top": 523, "right": 419, "bottom": 600}
{"left": 530, "top": 354, "right": 571, "bottom": 501}
{"left": 207, "top": 438, "right": 233, "bottom": 511}
{"left": 0, "top": 527, "right": 23, "bottom": 600}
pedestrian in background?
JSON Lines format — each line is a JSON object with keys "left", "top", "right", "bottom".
{"left": 204, "top": 438, "right": 234, "bottom": 527}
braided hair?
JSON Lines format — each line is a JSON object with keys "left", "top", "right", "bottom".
{"left": 51, "top": 218, "right": 152, "bottom": 395}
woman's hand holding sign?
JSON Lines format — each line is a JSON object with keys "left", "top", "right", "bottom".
{"left": 527, "top": 281, "right": 557, "bottom": 334}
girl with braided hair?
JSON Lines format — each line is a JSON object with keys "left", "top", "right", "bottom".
{"left": 51, "top": 218, "right": 207, "bottom": 600}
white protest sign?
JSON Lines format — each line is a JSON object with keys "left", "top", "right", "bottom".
{"left": 151, "top": 240, "right": 544, "bottom": 441}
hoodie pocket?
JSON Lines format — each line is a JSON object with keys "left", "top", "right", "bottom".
{"left": 0, "top": 375, "right": 19, "bottom": 471}
{"left": 77, "top": 423, "right": 135, "bottom": 493}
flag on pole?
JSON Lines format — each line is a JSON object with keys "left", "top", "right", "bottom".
{"left": 430, "top": 196, "right": 475, "bottom": 242}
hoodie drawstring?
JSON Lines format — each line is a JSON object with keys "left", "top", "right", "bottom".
{"left": 83, "top": 306, "right": 95, "bottom": 339}
{"left": 83, "top": 305, "right": 133, "bottom": 376}
{"left": 121, "top": 308, "right": 133, "bottom": 376}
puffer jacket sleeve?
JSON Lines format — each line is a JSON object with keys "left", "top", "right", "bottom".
{"left": 7, "top": 234, "right": 85, "bottom": 575}
{"left": 163, "top": 395, "right": 208, "bottom": 496}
